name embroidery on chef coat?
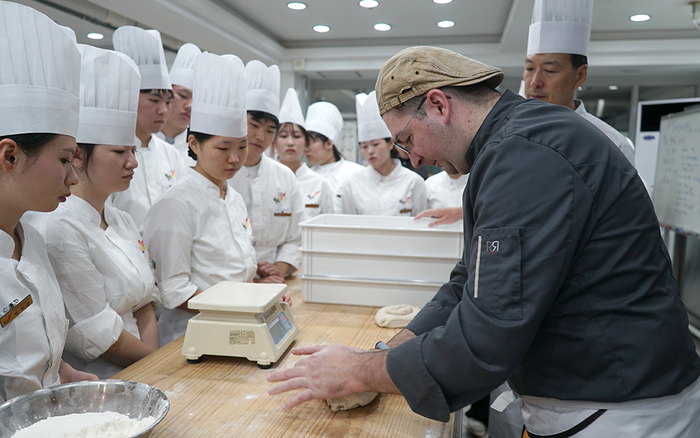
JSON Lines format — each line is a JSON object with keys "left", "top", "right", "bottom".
{"left": 399, "top": 196, "right": 412, "bottom": 214}
{"left": 305, "top": 191, "right": 321, "bottom": 208}
{"left": 1, "top": 295, "right": 33, "bottom": 328}
{"left": 164, "top": 169, "right": 175, "bottom": 181}
{"left": 274, "top": 191, "right": 292, "bottom": 216}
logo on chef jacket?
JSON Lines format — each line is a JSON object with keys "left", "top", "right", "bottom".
{"left": 399, "top": 196, "right": 411, "bottom": 205}
{"left": 138, "top": 239, "right": 146, "bottom": 253}
{"left": 487, "top": 241, "right": 499, "bottom": 253}
{"left": 273, "top": 192, "right": 287, "bottom": 204}
{"left": 242, "top": 217, "right": 250, "bottom": 230}
{"left": 305, "top": 191, "right": 321, "bottom": 208}
{"left": 164, "top": 169, "right": 175, "bottom": 181}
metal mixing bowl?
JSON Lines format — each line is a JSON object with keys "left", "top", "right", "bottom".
{"left": 0, "top": 380, "right": 169, "bottom": 438}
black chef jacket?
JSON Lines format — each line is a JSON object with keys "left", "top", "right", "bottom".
{"left": 386, "top": 90, "right": 700, "bottom": 422}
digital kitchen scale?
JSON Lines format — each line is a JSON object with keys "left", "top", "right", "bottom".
{"left": 182, "top": 281, "right": 299, "bottom": 368}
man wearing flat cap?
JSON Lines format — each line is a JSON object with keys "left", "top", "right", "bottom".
{"left": 268, "top": 46, "right": 700, "bottom": 436}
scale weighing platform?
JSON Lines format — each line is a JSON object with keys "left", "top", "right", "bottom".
{"left": 182, "top": 281, "right": 299, "bottom": 368}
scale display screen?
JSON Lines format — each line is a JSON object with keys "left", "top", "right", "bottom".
{"left": 268, "top": 311, "right": 293, "bottom": 345}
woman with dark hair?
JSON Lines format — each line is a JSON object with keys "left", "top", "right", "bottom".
{"left": 340, "top": 91, "right": 427, "bottom": 216}
{"left": 143, "top": 53, "right": 288, "bottom": 346}
{"left": 31, "top": 46, "right": 160, "bottom": 379}
{"left": 304, "top": 101, "right": 363, "bottom": 213}
{"left": 274, "top": 89, "right": 334, "bottom": 220}
{"left": 0, "top": 3, "right": 97, "bottom": 402}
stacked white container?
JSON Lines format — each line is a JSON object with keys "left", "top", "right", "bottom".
{"left": 300, "top": 214, "right": 464, "bottom": 307}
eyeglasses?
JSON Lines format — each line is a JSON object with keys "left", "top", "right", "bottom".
{"left": 392, "top": 95, "right": 427, "bottom": 155}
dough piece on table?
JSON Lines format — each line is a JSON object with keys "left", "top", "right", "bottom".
{"left": 326, "top": 391, "right": 378, "bottom": 412}
{"left": 375, "top": 304, "right": 421, "bottom": 328}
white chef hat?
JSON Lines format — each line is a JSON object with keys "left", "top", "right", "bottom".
{"left": 169, "top": 43, "right": 202, "bottom": 89}
{"left": 279, "top": 88, "right": 305, "bottom": 128}
{"left": 356, "top": 91, "right": 391, "bottom": 143}
{"left": 112, "top": 26, "right": 171, "bottom": 90}
{"left": 59, "top": 25, "right": 77, "bottom": 44}
{"left": 527, "top": 0, "right": 593, "bottom": 57}
{"left": 245, "top": 60, "right": 280, "bottom": 118}
{"left": 76, "top": 45, "right": 140, "bottom": 146}
{"left": 0, "top": 2, "right": 81, "bottom": 138}
{"left": 190, "top": 53, "right": 248, "bottom": 138}
{"left": 305, "top": 102, "right": 343, "bottom": 144}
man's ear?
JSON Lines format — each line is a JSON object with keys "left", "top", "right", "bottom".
{"left": 72, "top": 148, "right": 86, "bottom": 171}
{"left": 574, "top": 64, "right": 588, "bottom": 89}
{"left": 425, "top": 89, "right": 451, "bottom": 124}
{"left": 0, "top": 139, "right": 21, "bottom": 173}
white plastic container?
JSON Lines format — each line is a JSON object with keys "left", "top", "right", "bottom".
{"left": 301, "top": 249, "right": 457, "bottom": 283}
{"left": 300, "top": 214, "right": 464, "bottom": 258}
{"left": 299, "top": 215, "right": 463, "bottom": 307}
{"left": 301, "top": 275, "right": 443, "bottom": 308}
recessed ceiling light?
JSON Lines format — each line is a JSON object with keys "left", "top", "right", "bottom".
{"left": 433, "top": 0, "right": 453, "bottom": 3}
{"left": 287, "top": 2, "right": 306, "bottom": 10}
{"left": 374, "top": 23, "right": 391, "bottom": 31}
{"left": 87, "top": 32, "right": 104, "bottom": 40}
{"left": 313, "top": 25, "right": 330, "bottom": 33}
{"left": 609, "top": 85, "right": 619, "bottom": 91}
{"left": 359, "top": 0, "right": 379, "bottom": 8}
{"left": 630, "top": 14, "right": 650, "bottom": 22}
{"left": 437, "top": 20, "right": 454, "bottom": 28}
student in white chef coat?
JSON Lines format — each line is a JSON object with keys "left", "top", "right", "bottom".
{"left": 341, "top": 91, "right": 427, "bottom": 216}
{"left": 144, "top": 53, "right": 290, "bottom": 347}
{"left": 157, "top": 43, "right": 201, "bottom": 167}
{"left": 111, "top": 26, "right": 188, "bottom": 234}
{"left": 230, "top": 61, "right": 303, "bottom": 278}
{"left": 305, "top": 101, "right": 363, "bottom": 212}
{"left": 0, "top": 2, "right": 97, "bottom": 402}
{"left": 31, "top": 46, "right": 160, "bottom": 379}
{"left": 274, "top": 88, "right": 334, "bottom": 220}
{"left": 424, "top": 170, "right": 469, "bottom": 210}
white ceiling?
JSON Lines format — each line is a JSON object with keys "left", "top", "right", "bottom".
{"left": 11, "top": 0, "right": 700, "bottom": 119}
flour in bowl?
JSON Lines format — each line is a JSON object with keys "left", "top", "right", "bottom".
{"left": 11, "top": 412, "right": 155, "bottom": 438}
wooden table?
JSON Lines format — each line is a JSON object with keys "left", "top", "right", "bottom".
{"left": 113, "top": 276, "right": 457, "bottom": 437}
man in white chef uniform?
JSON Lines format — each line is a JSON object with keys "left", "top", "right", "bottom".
{"left": 229, "top": 61, "right": 303, "bottom": 278}
{"left": 111, "top": 26, "right": 188, "bottom": 234}
{"left": 157, "top": 43, "right": 201, "bottom": 167}
{"left": 523, "top": 0, "right": 635, "bottom": 166}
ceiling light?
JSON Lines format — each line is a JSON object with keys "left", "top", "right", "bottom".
{"left": 359, "top": 0, "right": 379, "bottom": 8}
{"left": 287, "top": 2, "right": 306, "bottom": 10}
{"left": 374, "top": 23, "right": 391, "bottom": 31}
{"left": 313, "top": 25, "right": 330, "bottom": 33}
{"left": 87, "top": 32, "right": 104, "bottom": 40}
{"left": 609, "top": 85, "right": 618, "bottom": 91}
{"left": 629, "top": 14, "right": 650, "bottom": 22}
{"left": 433, "top": 0, "right": 453, "bottom": 3}
{"left": 437, "top": 20, "right": 454, "bottom": 28}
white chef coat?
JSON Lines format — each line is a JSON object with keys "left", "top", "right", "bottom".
{"left": 295, "top": 163, "right": 334, "bottom": 220}
{"left": 230, "top": 154, "right": 303, "bottom": 269}
{"left": 518, "top": 374, "right": 700, "bottom": 437}
{"left": 156, "top": 130, "right": 196, "bottom": 167}
{"left": 340, "top": 159, "right": 428, "bottom": 216}
{"left": 110, "top": 135, "right": 188, "bottom": 234}
{"left": 574, "top": 100, "right": 635, "bottom": 166}
{"left": 311, "top": 158, "right": 364, "bottom": 213}
{"left": 425, "top": 171, "right": 469, "bottom": 209}
{"left": 0, "top": 221, "right": 67, "bottom": 402}
{"left": 143, "top": 168, "right": 257, "bottom": 346}
{"left": 31, "top": 196, "right": 159, "bottom": 378}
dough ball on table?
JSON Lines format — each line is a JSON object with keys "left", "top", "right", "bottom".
{"left": 375, "top": 304, "right": 421, "bottom": 328}
{"left": 326, "top": 391, "right": 378, "bottom": 412}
